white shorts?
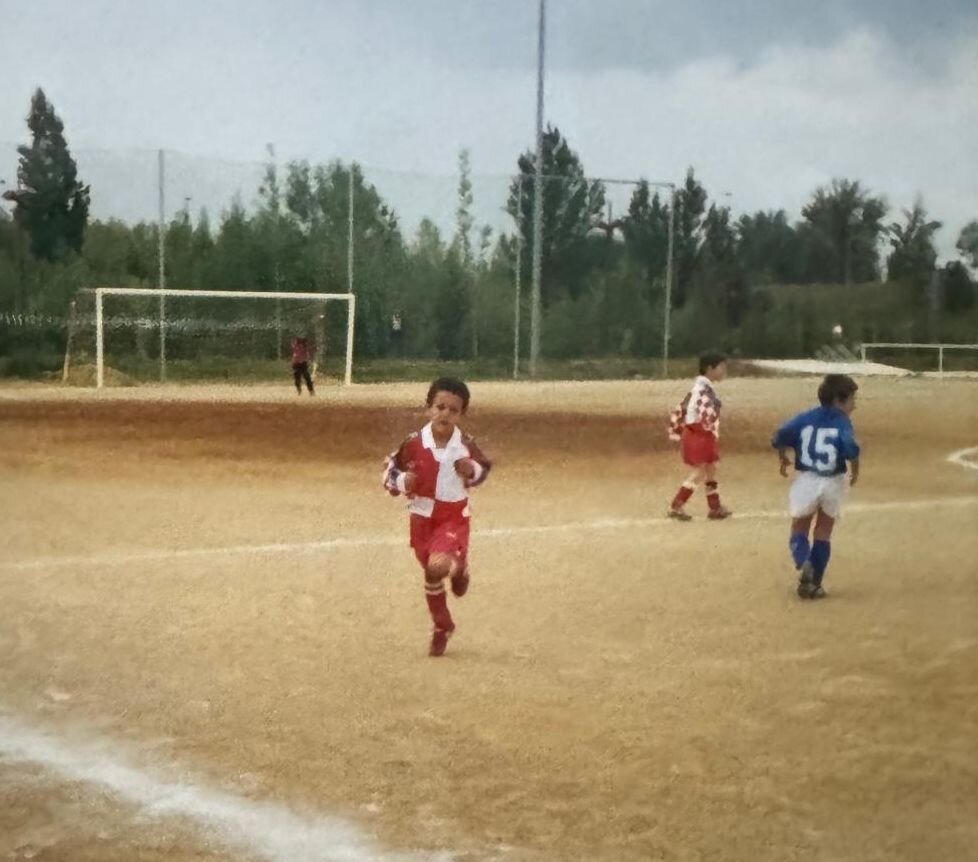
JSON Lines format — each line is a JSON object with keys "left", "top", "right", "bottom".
{"left": 788, "top": 472, "right": 849, "bottom": 520}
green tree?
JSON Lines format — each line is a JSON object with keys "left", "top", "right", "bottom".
{"left": 696, "top": 204, "right": 747, "bottom": 327}
{"left": 622, "top": 180, "right": 670, "bottom": 296}
{"left": 672, "top": 168, "right": 708, "bottom": 308}
{"left": 886, "top": 199, "right": 941, "bottom": 283}
{"left": 735, "top": 210, "right": 802, "bottom": 284}
{"left": 957, "top": 220, "right": 978, "bottom": 269}
{"left": 943, "top": 261, "right": 974, "bottom": 312}
{"left": 801, "top": 179, "right": 887, "bottom": 285}
{"left": 10, "top": 89, "right": 90, "bottom": 262}
{"left": 507, "top": 125, "right": 605, "bottom": 304}
{"left": 454, "top": 149, "right": 477, "bottom": 356}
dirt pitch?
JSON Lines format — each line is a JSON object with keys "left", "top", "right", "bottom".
{"left": 1, "top": 377, "right": 976, "bottom": 862}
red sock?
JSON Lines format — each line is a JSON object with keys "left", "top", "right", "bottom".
{"left": 424, "top": 583, "right": 454, "bottom": 631}
{"left": 671, "top": 484, "right": 695, "bottom": 510}
{"left": 706, "top": 480, "right": 721, "bottom": 511}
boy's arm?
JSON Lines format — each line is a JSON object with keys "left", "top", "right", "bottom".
{"left": 456, "top": 437, "right": 492, "bottom": 487}
{"left": 382, "top": 436, "right": 416, "bottom": 496}
{"left": 849, "top": 458, "right": 860, "bottom": 486}
{"left": 771, "top": 415, "right": 802, "bottom": 475}
{"left": 777, "top": 447, "right": 793, "bottom": 477}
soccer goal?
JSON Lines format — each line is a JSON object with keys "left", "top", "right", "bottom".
{"left": 65, "top": 288, "right": 355, "bottom": 388}
{"left": 860, "top": 342, "right": 978, "bottom": 376}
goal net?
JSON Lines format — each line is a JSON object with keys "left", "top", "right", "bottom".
{"left": 65, "top": 288, "right": 355, "bottom": 387}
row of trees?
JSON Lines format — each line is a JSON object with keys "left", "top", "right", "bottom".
{"left": 2, "top": 88, "right": 977, "bottom": 373}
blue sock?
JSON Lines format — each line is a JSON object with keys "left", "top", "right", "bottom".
{"left": 789, "top": 533, "right": 811, "bottom": 569}
{"left": 810, "top": 540, "right": 831, "bottom": 586}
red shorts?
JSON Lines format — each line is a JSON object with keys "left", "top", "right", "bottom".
{"left": 681, "top": 426, "right": 720, "bottom": 466}
{"left": 410, "top": 514, "right": 470, "bottom": 569}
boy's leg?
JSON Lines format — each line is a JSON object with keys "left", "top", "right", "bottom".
{"left": 789, "top": 516, "right": 814, "bottom": 568}
{"left": 789, "top": 515, "right": 815, "bottom": 596}
{"left": 670, "top": 467, "right": 701, "bottom": 518}
{"left": 704, "top": 463, "right": 731, "bottom": 519}
{"left": 303, "top": 364, "right": 315, "bottom": 394}
{"left": 292, "top": 365, "right": 302, "bottom": 393}
{"left": 809, "top": 510, "right": 835, "bottom": 592}
{"left": 425, "top": 553, "right": 457, "bottom": 657}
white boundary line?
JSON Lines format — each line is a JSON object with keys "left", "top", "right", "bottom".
{"left": 3, "top": 496, "right": 977, "bottom": 575}
{"left": 947, "top": 446, "right": 978, "bottom": 471}
{"left": 0, "top": 713, "right": 448, "bottom": 862}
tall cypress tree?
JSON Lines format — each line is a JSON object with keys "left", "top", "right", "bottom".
{"left": 11, "top": 88, "right": 90, "bottom": 261}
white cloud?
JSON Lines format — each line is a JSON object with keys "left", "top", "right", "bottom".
{"left": 2, "top": 18, "right": 975, "bottom": 260}
{"left": 552, "top": 28, "right": 978, "bottom": 260}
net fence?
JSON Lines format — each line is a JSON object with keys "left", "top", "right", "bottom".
{"left": 2, "top": 144, "right": 976, "bottom": 382}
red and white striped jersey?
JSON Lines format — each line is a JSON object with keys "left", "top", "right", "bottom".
{"left": 382, "top": 423, "right": 492, "bottom": 519}
{"left": 668, "top": 375, "right": 722, "bottom": 440}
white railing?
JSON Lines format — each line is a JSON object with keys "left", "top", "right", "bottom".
{"left": 860, "top": 342, "right": 978, "bottom": 376}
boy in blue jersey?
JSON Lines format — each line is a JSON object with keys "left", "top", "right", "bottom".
{"left": 772, "top": 375, "right": 861, "bottom": 599}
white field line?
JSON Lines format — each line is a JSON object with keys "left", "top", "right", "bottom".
{"left": 0, "top": 713, "right": 449, "bottom": 862}
{"left": 3, "top": 496, "right": 977, "bottom": 575}
{"left": 947, "top": 446, "right": 978, "bottom": 471}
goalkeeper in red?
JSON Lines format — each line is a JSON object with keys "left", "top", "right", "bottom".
{"left": 383, "top": 377, "right": 492, "bottom": 657}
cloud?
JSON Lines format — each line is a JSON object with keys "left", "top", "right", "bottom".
{"left": 549, "top": 28, "right": 978, "bottom": 260}
{"left": 1, "top": 11, "right": 975, "bottom": 261}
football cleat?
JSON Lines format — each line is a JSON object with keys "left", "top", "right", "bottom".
{"left": 429, "top": 627, "right": 453, "bottom": 657}
{"left": 797, "top": 561, "right": 815, "bottom": 599}
{"left": 708, "top": 506, "right": 732, "bottom": 520}
{"left": 667, "top": 508, "right": 693, "bottom": 522}
{"left": 450, "top": 569, "right": 470, "bottom": 597}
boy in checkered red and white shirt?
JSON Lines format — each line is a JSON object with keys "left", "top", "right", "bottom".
{"left": 666, "top": 352, "right": 732, "bottom": 521}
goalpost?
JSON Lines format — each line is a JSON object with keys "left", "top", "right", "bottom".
{"left": 90, "top": 287, "right": 356, "bottom": 388}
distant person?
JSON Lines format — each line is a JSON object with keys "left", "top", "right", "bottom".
{"left": 382, "top": 377, "right": 492, "bottom": 657}
{"left": 290, "top": 336, "right": 315, "bottom": 395}
{"left": 666, "top": 352, "right": 732, "bottom": 521}
{"left": 772, "top": 374, "right": 861, "bottom": 599}
{"left": 390, "top": 312, "right": 404, "bottom": 358}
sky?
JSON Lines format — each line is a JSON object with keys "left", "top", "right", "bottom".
{"left": 2, "top": 0, "right": 977, "bottom": 259}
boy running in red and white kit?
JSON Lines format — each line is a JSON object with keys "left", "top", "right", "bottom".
{"left": 383, "top": 377, "right": 492, "bottom": 657}
{"left": 667, "top": 352, "right": 732, "bottom": 521}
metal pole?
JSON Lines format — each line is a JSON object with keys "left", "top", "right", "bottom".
{"left": 344, "top": 294, "right": 356, "bottom": 386}
{"left": 158, "top": 149, "right": 167, "bottom": 382}
{"left": 663, "top": 185, "right": 675, "bottom": 378}
{"left": 62, "top": 299, "right": 77, "bottom": 384}
{"left": 939, "top": 345, "right": 944, "bottom": 377}
{"left": 513, "top": 183, "right": 523, "bottom": 379}
{"left": 347, "top": 166, "right": 355, "bottom": 294}
{"left": 529, "top": 0, "right": 546, "bottom": 378}
{"left": 96, "top": 290, "right": 104, "bottom": 389}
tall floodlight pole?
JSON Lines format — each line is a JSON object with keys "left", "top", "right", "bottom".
{"left": 158, "top": 149, "right": 167, "bottom": 382}
{"left": 347, "top": 167, "right": 355, "bottom": 294}
{"left": 663, "top": 184, "right": 676, "bottom": 378}
{"left": 529, "top": 0, "right": 546, "bottom": 378}
{"left": 513, "top": 182, "right": 524, "bottom": 379}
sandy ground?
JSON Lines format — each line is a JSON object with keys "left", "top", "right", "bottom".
{"left": 1, "top": 377, "right": 977, "bottom": 862}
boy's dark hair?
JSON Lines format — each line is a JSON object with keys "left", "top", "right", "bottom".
{"left": 818, "top": 374, "right": 858, "bottom": 406}
{"left": 427, "top": 377, "right": 470, "bottom": 411}
{"left": 699, "top": 352, "right": 727, "bottom": 375}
